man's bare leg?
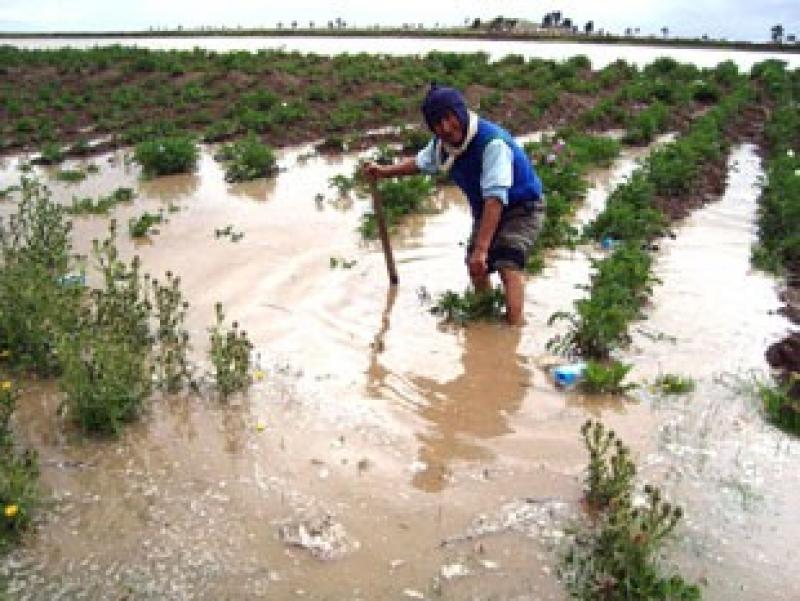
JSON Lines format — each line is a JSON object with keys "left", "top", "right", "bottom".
{"left": 470, "top": 272, "right": 491, "bottom": 293}
{"left": 499, "top": 267, "right": 525, "bottom": 325}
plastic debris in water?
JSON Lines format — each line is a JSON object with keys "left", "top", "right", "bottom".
{"left": 552, "top": 363, "right": 587, "bottom": 388}
{"left": 600, "top": 236, "right": 619, "bottom": 250}
{"left": 57, "top": 272, "right": 86, "bottom": 287}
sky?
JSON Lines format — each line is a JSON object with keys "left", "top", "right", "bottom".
{"left": 0, "top": 0, "right": 797, "bottom": 43}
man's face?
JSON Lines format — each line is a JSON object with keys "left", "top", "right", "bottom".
{"left": 432, "top": 111, "right": 464, "bottom": 146}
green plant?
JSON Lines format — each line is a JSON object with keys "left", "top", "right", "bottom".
{"left": 66, "top": 187, "right": 135, "bottom": 215}
{"left": 208, "top": 302, "right": 252, "bottom": 400}
{"left": 564, "top": 421, "right": 700, "bottom": 601}
{"left": 581, "top": 420, "right": 636, "bottom": 510}
{"left": 756, "top": 376, "right": 800, "bottom": 436}
{"left": 430, "top": 287, "right": 505, "bottom": 324}
{"left": 581, "top": 360, "right": 636, "bottom": 394}
{"left": 359, "top": 176, "right": 435, "bottom": 239}
{"left": 214, "top": 134, "right": 278, "bottom": 182}
{"left": 54, "top": 168, "right": 87, "bottom": 183}
{"left": 128, "top": 211, "right": 163, "bottom": 237}
{"left": 654, "top": 374, "right": 696, "bottom": 395}
{"left": 150, "top": 271, "right": 192, "bottom": 393}
{"left": 0, "top": 379, "right": 39, "bottom": 552}
{"left": 134, "top": 136, "right": 198, "bottom": 176}
{"left": 0, "top": 177, "right": 80, "bottom": 375}
{"left": 548, "top": 244, "right": 657, "bottom": 359}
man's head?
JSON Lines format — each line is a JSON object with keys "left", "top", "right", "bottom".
{"left": 421, "top": 84, "right": 469, "bottom": 146}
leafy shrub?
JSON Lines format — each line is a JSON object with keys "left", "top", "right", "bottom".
{"left": 134, "top": 136, "right": 199, "bottom": 176}
{"left": 623, "top": 102, "right": 669, "bottom": 145}
{"left": 214, "top": 134, "right": 278, "bottom": 182}
{"left": 430, "top": 287, "right": 505, "bottom": 325}
{"left": 0, "top": 177, "right": 80, "bottom": 375}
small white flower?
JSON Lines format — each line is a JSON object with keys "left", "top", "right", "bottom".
{"left": 787, "top": 149, "right": 795, "bottom": 157}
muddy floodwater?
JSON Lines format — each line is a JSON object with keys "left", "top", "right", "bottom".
{"left": 0, "top": 140, "right": 797, "bottom": 600}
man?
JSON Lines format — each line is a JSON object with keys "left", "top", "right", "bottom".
{"left": 364, "top": 84, "right": 544, "bottom": 325}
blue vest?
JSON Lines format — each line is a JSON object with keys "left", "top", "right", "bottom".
{"left": 446, "top": 119, "right": 543, "bottom": 221}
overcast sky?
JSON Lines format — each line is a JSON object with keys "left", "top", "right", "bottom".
{"left": 0, "top": 0, "right": 797, "bottom": 42}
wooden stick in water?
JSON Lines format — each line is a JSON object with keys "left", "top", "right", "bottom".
{"left": 369, "top": 179, "right": 399, "bottom": 286}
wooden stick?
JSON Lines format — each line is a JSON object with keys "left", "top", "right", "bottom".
{"left": 369, "top": 179, "right": 399, "bottom": 286}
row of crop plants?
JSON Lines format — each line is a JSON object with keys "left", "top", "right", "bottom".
{"left": 750, "top": 61, "right": 800, "bottom": 435}
{"left": 546, "top": 76, "right": 758, "bottom": 393}
{"left": 0, "top": 47, "right": 736, "bottom": 163}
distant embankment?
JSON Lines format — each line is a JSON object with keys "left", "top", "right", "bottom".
{"left": 0, "top": 28, "right": 798, "bottom": 53}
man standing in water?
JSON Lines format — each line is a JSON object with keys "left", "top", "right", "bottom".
{"left": 364, "top": 84, "right": 544, "bottom": 325}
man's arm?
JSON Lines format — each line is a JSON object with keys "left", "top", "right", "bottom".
{"left": 363, "top": 157, "right": 420, "bottom": 180}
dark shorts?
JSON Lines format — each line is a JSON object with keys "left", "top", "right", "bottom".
{"left": 467, "top": 200, "right": 546, "bottom": 272}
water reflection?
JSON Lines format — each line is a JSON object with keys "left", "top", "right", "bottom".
{"left": 228, "top": 176, "right": 277, "bottom": 202}
{"left": 408, "top": 325, "right": 527, "bottom": 493}
{"left": 139, "top": 173, "right": 200, "bottom": 200}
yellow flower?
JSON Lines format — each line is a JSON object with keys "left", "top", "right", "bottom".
{"left": 253, "top": 370, "right": 265, "bottom": 382}
{"left": 0, "top": 381, "right": 11, "bottom": 391}
{"left": 4, "top": 504, "right": 18, "bottom": 519}
{"left": 256, "top": 421, "right": 266, "bottom": 432}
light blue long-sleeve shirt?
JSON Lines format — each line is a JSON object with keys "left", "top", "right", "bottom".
{"left": 415, "top": 137, "right": 514, "bottom": 205}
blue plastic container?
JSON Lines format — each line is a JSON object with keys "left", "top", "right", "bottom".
{"left": 552, "top": 362, "right": 587, "bottom": 387}
{"left": 600, "top": 236, "right": 619, "bottom": 250}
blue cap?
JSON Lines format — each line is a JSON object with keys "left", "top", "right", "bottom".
{"left": 421, "top": 84, "right": 469, "bottom": 133}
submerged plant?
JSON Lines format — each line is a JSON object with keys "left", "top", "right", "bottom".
{"left": 654, "top": 373, "right": 696, "bottom": 395}
{"left": 128, "top": 211, "right": 163, "bottom": 237}
{"left": 430, "top": 287, "right": 505, "bottom": 325}
{"left": 581, "top": 360, "right": 636, "bottom": 394}
{"left": 581, "top": 419, "right": 637, "bottom": 511}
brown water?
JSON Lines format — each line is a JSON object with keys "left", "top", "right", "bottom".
{"left": 0, "top": 141, "right": 797, "bottom": 600}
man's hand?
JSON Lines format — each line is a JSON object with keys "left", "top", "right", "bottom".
{"left": 468, "top": 246, "right": 489, "bottom": 279}
{"left": 362, "top": 162, "right": 384, "bottom": 181}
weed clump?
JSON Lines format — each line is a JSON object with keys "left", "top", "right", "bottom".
{"left": 208, "top": 302, "right": 253, "bottom": 400}
{"left": 128, "top": 211, "right": 163, "bottom": 237}
{"left": 562, "top": 420, "right": 700, "bottom": 600}
{"left": 359, "top": 176, "right": 435, "bottom": 239}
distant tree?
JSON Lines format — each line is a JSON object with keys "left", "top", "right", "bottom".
{"left": 585, "top": 21, "right": 594, "bottom": 35}
{"left": 309, "top": 21, "right": 314, "bottom": 29}
{"left": 661, "top": 26, "right": 669, "bottom": 38}
{"left": 291, "top": 20, "right": 297, "bottom": 29}
{"left": 563, "top": 17, "right": 573, "bottom": 29}
{"left": 277, "top": 22, "right": 283, "bottom": 29}
{"left": 553, "top": 11, "right": 562, "bottom": 27}
{"left": 472, "top": 18, "right": 481, "bottom": 29}
{"left": 625, "top": 27, "right": 633, "bottom": 36}
{"left": 634, "top": 27, "right": 640, "bottom": 35}
{"left": 771, "top": 24, "right": 784, "bottom": 43}
{"left": 543, "top": 14, "right": 553, "bottom": 28}
{"left": 328, "top": 20, "right": 334, "bottom": 29}
{"left": 788, "top": 34, "right": 796, "bottom": 43}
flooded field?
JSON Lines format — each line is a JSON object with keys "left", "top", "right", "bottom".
{"left": 0, "top": 138, "right": 797, "bottom": 600}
